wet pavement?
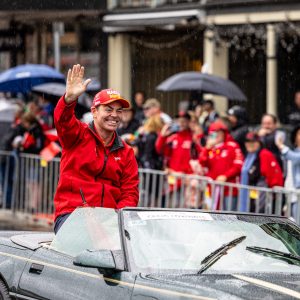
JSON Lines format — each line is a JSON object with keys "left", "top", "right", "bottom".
{"left": 0, "top": 210, "right": 52, "bottom": 232}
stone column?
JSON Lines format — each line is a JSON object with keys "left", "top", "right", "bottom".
{"left": 266, "top": 24, "right": 277, "bottom": 116}
{"left": 203, "top": 28, "right": 229, "bottom": 113}
{"left": 108, "top": 34, "right": 131, "bottom": 101}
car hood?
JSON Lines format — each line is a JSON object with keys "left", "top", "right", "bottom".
{"left": 135, "top": 272, "right": 300, "bottom": 299}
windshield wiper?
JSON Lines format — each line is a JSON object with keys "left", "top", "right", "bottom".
{"left": 197, "top": 236, "right": 246, "bottom": 274}
{"left": 246, "top": 246, "right": 300, "bottom": 266}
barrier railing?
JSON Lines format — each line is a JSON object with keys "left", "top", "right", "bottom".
{"left": 0, "top": 151, "right": 299, "bottom": 224}
{"left": 138, "top": 169, "right": 300, "bottom": 224}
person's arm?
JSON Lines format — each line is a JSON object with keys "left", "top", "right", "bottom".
{"left": 54, "top": 64, "right": 91, "bottom": 150}
{"left": 117, "top": 147, "right": 139, "bottom": 208}
{"left": 281, "top": 146, "right": 300, "bottom": 163}
{"left": 155, "top": 124, "right": 171, "bottom": 155}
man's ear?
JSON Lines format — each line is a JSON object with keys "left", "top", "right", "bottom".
{"left": 91, "top": 106, "right": 97, "bottom": 119}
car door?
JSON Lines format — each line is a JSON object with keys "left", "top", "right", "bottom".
{"left": 17, "top": 247, "right": 136, "bottom": 300}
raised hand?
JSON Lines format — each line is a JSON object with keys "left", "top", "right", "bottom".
{"left": 65, "top": 64, "right": 91, "bottom": 104}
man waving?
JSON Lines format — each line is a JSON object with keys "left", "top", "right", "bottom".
{"left": 53, "top": 64, "right": 139, "bottom": 233}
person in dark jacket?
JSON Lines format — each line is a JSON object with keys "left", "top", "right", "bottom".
{"left": 227, "top": 105, "right": 249, "bottom": 155}
{"left": 240, "top": 132, "right": 283, "bottom": 213}
{"left": 19, "top": 112, "right": 45, "bottom": 154}
{"left": 117, "top": 107, "right": 140, "bottom": 136}
{"left": 0, "top": 103, "right": 25, "bottom": 209}
{"left": 287, "top": 91, "right": 300, "bottom": 126}
{"left": 136, "top": 115, "right": 163, "bottom": 170}
{"left": 133, "top": 91, "right": 146, "bottom": 125}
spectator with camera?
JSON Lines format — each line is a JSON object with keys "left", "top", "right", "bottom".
{"left": 156, "top": 112, "right": 193, "bottom": 174}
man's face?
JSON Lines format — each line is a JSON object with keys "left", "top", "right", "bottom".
{"left": 122, "top": 109, "right": 133, "bottom": 123}
{"left": 295, "top": 92, "right": 300, "bottom": 109}
{"left": 228, "top": 115, "right": 237, "bottom": 126}
{"left": 91, "top": 102, "right": 123, "bottom": 132}
{"left": 203, "top": 103, "right": 212, "bottom": 112}
{"left": 134, "top": 93, "right": 144, "bottom": 107}
{"left": 245, "top": 141, "right": 260, "bottom": 153}
{"left": 143, "top": 105, "right": 159, "bottom": 118}
{"left": 177, "top": 117, "right": 190, "bottom": 131}
{"left": 261, "top": 115, "right": 276, "bottom": 133}
{"left": 207, "top": 130, "right": 225, "bottom": 146}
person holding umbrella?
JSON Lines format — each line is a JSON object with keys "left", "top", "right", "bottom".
{"left": 53, "top": 64, "right": 139, "bottom": 233}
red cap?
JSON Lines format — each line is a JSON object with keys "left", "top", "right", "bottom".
{"left": 208, "top": 121, "right": 228, "bottom": 133}
{"left": 92, "top": 89, "right": 130, "bottom": 109}
{"left": 245, "top": 131, "right": 261, "bottom": 142}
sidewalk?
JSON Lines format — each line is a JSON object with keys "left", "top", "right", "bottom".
{"left": 0, "top": 210, "right": 53, "bottom": 231}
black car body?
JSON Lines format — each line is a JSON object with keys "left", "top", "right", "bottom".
{"left": 0, "top": 208, "right": 300, "bottom": 299}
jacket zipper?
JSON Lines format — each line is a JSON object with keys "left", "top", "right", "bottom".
{"left": 98, "top": 153, "right": 108, "bottom": 177}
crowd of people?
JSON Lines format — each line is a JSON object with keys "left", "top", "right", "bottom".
{"left": 117, "top": 90, "right": 300, "bottom": 214}
{"left": 1, "top": 86, "right": 300, "bottom": 216}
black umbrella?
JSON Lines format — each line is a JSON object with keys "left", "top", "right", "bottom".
{"left": 156, "top": 71, "right": 247, "bottom": 101}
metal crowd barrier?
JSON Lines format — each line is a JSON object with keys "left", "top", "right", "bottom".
{"left": 0, "top": 150, "right": 299, "bottom": 224}
{"left": 0, "top": 151, "right": 60, "bottom": 216}
{"left": 138, "top": 169, "right": 300, "bottom": 224}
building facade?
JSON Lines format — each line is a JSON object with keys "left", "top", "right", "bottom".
{"left": 104, "top": 0, "right": 300, "bottom": 122}
{"left": 0, "top": 0, "right": 107, "bottom": 85}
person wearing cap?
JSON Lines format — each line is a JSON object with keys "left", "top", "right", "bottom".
{"left": 227, "top": 105, "right": 249, "bottom": 155}
{"left": 240, "top": 131, "right": 283, "bottom": 213}
{"left": 143, "top": 98, "right": 172, "bottom": 125}
{"left": 156, "top": 112, "right": 193, "bottom": 175}
{"left": 199, "top": 121, "right": 244, "bottom": 210}
{"left": 53, "top": 64, "right": 139, "bottom": 233}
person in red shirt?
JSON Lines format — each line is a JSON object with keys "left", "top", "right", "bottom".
{"left": 155, "top": 112, "right": 193, "bottom": 205}
{"left": 199, "top": 121, "right": 244, "bottom": 210}
{"left": 53, "top": 64, "right": 139, "bottom": 233}
{"left": 156, "top": 112, "right": 193, "bottom": 174}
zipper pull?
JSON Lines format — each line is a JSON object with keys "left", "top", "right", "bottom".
{"left": 80, "top": 188, "right": 88, "bottom": 207}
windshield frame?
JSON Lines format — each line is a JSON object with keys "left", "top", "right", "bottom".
{"left": 121, "top": 208, "right": 300, "bottom": 274}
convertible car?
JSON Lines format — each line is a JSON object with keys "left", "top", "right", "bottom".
{"left": 0, "top": 207, "right": 300, "bottom": 299}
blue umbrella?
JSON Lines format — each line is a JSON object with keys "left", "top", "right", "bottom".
{"left": 0, "top": 64, "right": 65, "bottom": 94}
{"left": 156, "top": 71, "right": 247, "bottom": 101}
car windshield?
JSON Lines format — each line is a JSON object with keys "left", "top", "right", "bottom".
{"left": 123, "top": 210, "right": 300, "bottom": 274}
{"left": 50, "top": 208, "right": 121, "bottom": 257}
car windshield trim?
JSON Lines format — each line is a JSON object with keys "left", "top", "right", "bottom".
{"left": 120, "top": 209, "right": 131, "bottom": 272}
{"left": 246, "top": 246, "right": 300, "bottom": 267}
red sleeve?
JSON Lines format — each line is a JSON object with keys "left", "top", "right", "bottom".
{"left": 260, "top": 150, "right": 284, "bottom": 187}
{"left": 155, "top": 134, "right": 167, "bottom": 154}
{"left": 223, "top": 143, "right": 244, "bottom": 179}
{"left": 117, "top": 147, "right": 139, "bottom": 208}
{"left": 54, "top": 96, "right": 84, "bottom": 150}
{"left": 199, "top": 147, "right": 209, "bottom": 168}
{"left": 155, "top": 134, "right": 172, "bottom": 158}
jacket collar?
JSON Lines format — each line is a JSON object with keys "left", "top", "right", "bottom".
{"left": 88, "top": 121, "right": 124, "bottom": 152}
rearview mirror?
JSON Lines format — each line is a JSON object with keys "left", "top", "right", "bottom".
{"left": 74, "top": 249, "right": 116, "bottom": 269}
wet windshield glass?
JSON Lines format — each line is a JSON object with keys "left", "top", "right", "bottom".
{"left": 50, "top": 208, "right": 120, "bottom": 257}
{"left": 123, "top": 210, "right": 300, "bottom": 274}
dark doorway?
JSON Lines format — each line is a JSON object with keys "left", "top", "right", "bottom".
{"left": 229, "top": 47, "right": 266, "bottom": 124}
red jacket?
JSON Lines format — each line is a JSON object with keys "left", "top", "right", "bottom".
{"left": 53, "top": 96, "right": 139, "bottom": 220}
{"left": 258, "top": 149, "right": 284, "bottom": 187}
{"left": 155, "top": 130, "right": 193, "bottom": 173}
{"left": 199, "top": 141, "right": 244, "bottom": 196}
